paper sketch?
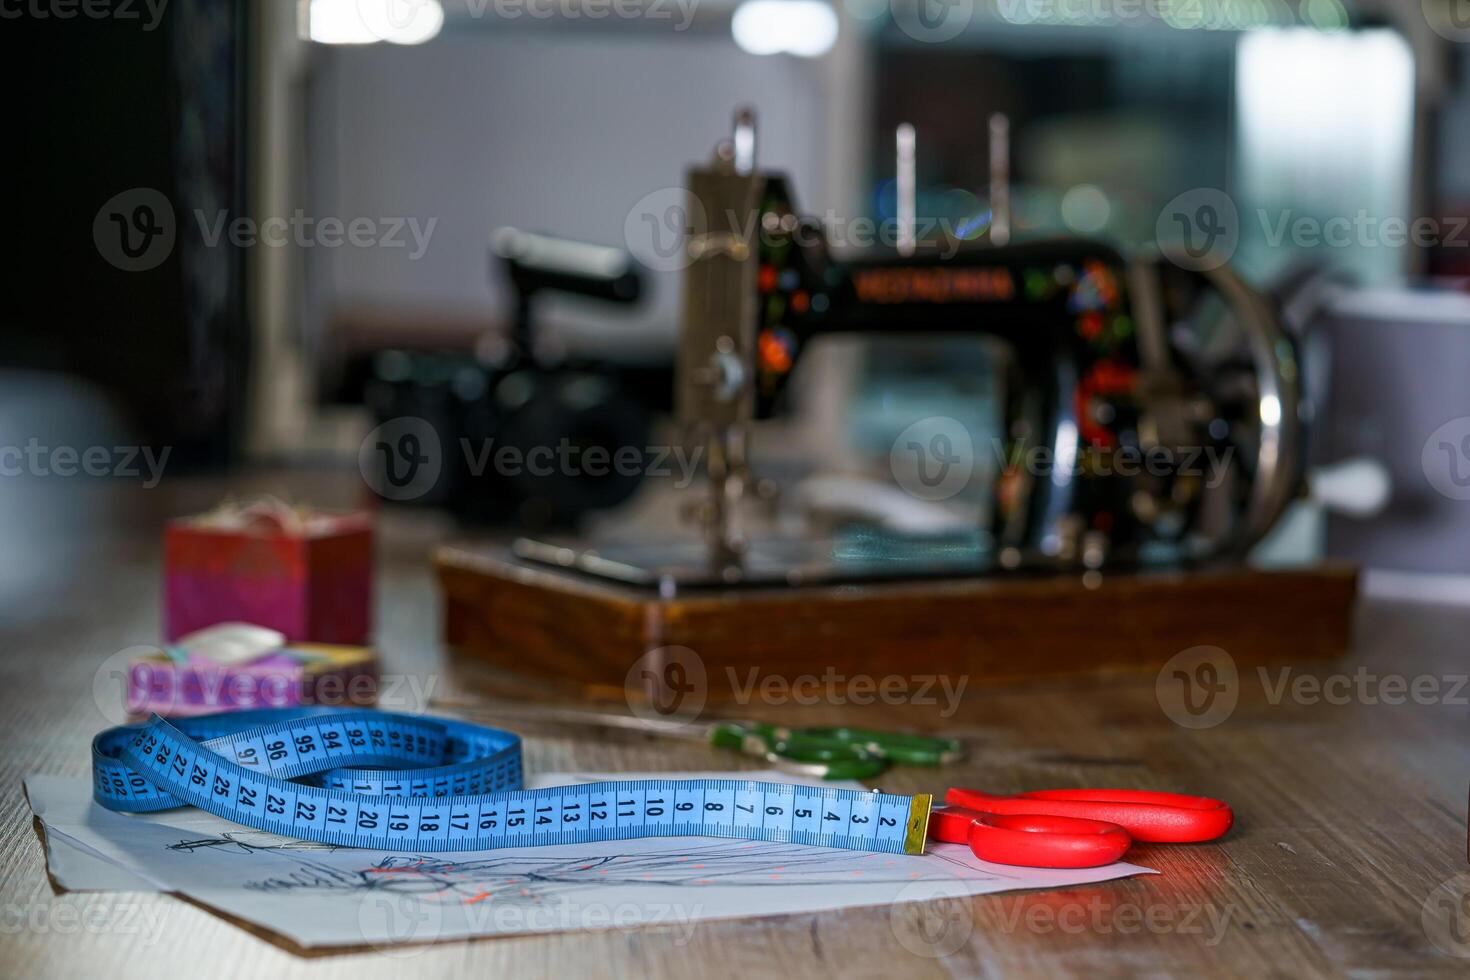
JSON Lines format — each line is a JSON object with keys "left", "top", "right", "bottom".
{"left": 27, "top": 772, "right": 1154, "bottom": 949}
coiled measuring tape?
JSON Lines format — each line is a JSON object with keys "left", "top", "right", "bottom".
{"left": 93, "top": 708, "right": 933, "bottom": 855}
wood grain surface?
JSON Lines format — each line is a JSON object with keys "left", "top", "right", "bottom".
{"left": 437, "top": 546, "right": 1358, "bottom": 697}
{"left": 3, "top": 472, "right": 1468, "bottom": 979}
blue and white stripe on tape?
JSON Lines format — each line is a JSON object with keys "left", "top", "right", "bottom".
{"left": 92, "top": 708, "right": 933, "bottom": 854}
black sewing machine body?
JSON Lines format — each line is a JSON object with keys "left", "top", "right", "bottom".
{"left": 670, "top": 157, "right": 1300, "bottom": 577}
{"left": 750, "top": 210, "right": 1149, "bottom": 562}
{"left": 510, "top": 115, "right": 1303, "bottom": 587}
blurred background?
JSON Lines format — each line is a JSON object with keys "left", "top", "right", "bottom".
{"left": 6, "top": 0, "right": 1470, "bottom": 621}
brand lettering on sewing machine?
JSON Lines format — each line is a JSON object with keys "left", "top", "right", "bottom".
{"left": 853, "top": 266, "right": 1016, "bottom": 304}
{"left": 726, "top": 668, "right": 970, "bottom": 718}
{"left": 459, "top": 439, "right": 705, "bottom": 488}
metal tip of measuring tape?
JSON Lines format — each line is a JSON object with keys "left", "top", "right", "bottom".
{"left": 903, "top": 793, "right": 933, "bottom": 855}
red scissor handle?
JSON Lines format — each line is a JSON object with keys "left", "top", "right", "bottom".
{"left": 946, "top": 788, "right": 1233, "bottom": 843}
{"left": 929, "top": 805, "right": 1132, "bottom": 869}
{"left": 930, "top": 804, "right": 993, "bottom": 844}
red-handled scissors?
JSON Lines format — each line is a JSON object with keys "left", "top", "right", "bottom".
{"left": 929, "top": 788, "right": 1233, "bottom": 869}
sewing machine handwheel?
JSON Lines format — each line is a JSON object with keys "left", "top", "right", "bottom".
{"left": 1127, "top": 252, "right": 1303, "bottom": 559}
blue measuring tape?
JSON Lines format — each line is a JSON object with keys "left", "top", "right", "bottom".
{"left": 92, "top": 708, "right": 932, "bottom": 855}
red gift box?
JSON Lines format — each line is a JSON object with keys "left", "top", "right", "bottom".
{"left": 164, "top": 501, "right": 373, "bottom": 644}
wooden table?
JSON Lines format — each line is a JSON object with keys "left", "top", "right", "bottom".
{"left": 4, "top": 473, "right": 1468, "bottom": 978}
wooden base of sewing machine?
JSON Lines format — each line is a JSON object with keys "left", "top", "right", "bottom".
{"left": 435, "top": 544, "right": 1358, "bottom": 701}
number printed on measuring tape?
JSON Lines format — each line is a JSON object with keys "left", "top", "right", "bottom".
{"left": 91, "top": 708, "right": 932, "bottom": 855}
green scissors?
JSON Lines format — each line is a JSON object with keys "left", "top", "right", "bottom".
{"left": 432, "top": 699, "right": 964, "bottom": 780}
{"left": 706, "top": 720, "right": 963, "bottom": 779}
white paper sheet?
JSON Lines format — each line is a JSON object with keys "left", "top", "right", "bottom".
{"left": 26, "top": 773, "right": 1153, "bottom": 949}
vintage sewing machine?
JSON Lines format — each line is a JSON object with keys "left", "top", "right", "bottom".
{"left": 436, "top": 109, "right": 1356, "bottom": 699}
